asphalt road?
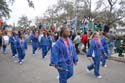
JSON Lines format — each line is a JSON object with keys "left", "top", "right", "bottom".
{"left": 0, "top": 45, "right": 125, "bottom": 83}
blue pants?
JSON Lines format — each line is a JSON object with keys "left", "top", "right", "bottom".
{"left": 11, "top": 46, "right": 17, "bottom": 56}
{"left": 41, "top": 46, "right": 48, "bottom": 58}
{"left": 17, "top": 49, "right": 25, "bottom": 62}
{"left": 32, "top": 47, "right": 37, "bottom": 54}
{"left": 101, "top": 50, "right": 108, "bottom": 66}
{"left": 32, "top": 43, "right": 38, "bottom": 54}
{"left": 101, "top": 55, "right": 108, "bottom": 66}
{"left": 87, "top": 57, "right": 100, "bottom": 77}
{"left": 58, "top": 62, "right": 73, "bottom": 83}
{"left": 2, "top": 45, "right": 7, "bottom": 54}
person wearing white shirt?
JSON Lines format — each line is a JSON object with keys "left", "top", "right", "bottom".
{"left": 2, "top": 31, "right": 9, "bottom": 54}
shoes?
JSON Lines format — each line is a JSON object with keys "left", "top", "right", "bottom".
{"left": 22, "top": 59, "right": 24, "bottom": 62}
{"left": 56, "top": 75, "right": 59, "bottom": 79}
{"left": 103, "top": 65, "right": 107, "bottom": 68}
{"left": 86, "top": 67, "right": 91, "bottom": 73}
{"left": 96, "top": 75, "right": 102, "bottom": 79}
{"left": 19, "top": 61, "right": 23, "bottom": 65}
{"left": 15, "top": 54, "right": 18, "bottom": 57}
{"left": 12, "top": 56, "right": 16, "bottom": 58}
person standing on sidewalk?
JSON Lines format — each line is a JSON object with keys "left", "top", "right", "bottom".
{"left": 73, "top": 32, "right": 81, "bottom": 54}
{"left": 108, "top": 31, "right": 115, "bottom": 56}
{"left": 81, "top": 32, "right": 88, "bottom": 53}
{"left": 50, "top": 27, "right": 78, "bottom": 83}
{"left": 2, "top": 31, "right": 9, "bottom": 54}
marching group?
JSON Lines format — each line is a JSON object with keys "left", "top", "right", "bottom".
{"left": 0, "top": 24, "right": 124, "bottom": 83}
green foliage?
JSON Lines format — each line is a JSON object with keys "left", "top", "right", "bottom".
{"left": 17, "top": 16, "right": 30, "bottom": 29}
{"left": 0, "top": 0, "right": 34, "bottom": 19}
{"left": 116, "top": 34, "right": 123, "bottom": 40}
{"left": 44, "top": 0, "right": 125, "bottom": 28}
{"left": 0, "top": 0, "right": 11, "bottom": 18}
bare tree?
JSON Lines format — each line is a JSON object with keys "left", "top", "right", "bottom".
{"left": 43, "top": 0, "right": 125, "bottom": 28}
{"left": 96, "top": 0, "right": 125, "bottom": 27}
{"left": 17, "top": 16, "right": 30, "bottom": 29}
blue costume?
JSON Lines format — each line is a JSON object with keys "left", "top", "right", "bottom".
{"left": 30, "top": 34, "right": 39, "bottom": 55}
{"left": 9, "top": 35, "right": 18, "bottom": 57}
{"left": 48, "top": 35, "right": 54, "bottom": 50}
{"left": 101, "top": 37, "right": 109, "bottom": 66}
{"left": 87, "top": 39, "right": 103, "bottom": 77}
{"left": 16, "top": 38, "right": 27, "bottom": 63}
{"left": 40, "top": 36, "right": 50, "bottom": 59}
{"left": 51, "top": 37, "right": 78, "bottom": 83}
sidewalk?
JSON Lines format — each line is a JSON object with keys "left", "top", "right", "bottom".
{"left": 109, "top": 53, "right": 125, "bottom": 63}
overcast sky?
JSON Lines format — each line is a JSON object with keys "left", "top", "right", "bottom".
{"left": 6, "top": 0, "right": 99, "bottom": 25}
{"left": 7, "top": 0, "right": 57, "bottom": 25}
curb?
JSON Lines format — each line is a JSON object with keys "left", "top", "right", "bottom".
{"left": 108, "top": 56, "right": 125, "bottom": 63}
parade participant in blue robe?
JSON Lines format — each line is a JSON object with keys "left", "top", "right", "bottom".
{"left": 50, "top": 27, "right": 78, "bottom": 83}
{"left": 30, "top": 30, "right": 39, "bottom": 55}
{"left": 101, "top": 32, "right": 109, "bottom": 67}
{"left": 47, "top": 32, "right": 54, "bottom": 50}
{"left": 40, "top": 31, "right": 50, "bottom": 59}
{"left": 86, "top": 32, "right": 103, "bottom": 78}
{"left": 9, "top": 32, "right": 18, "bottom": 57}
{"left": 16, "top": 33, "right": 27, "bottom": 64}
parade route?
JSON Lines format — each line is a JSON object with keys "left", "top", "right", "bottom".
{"left": 0, "top": 45, "right": 125, "bottom": 83}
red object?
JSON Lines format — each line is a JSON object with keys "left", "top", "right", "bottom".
{"left": 42, "top": 28, "right": 48, "bottom": 33}
{"left": 0, "top": 20, "right": 3, "bottom": 28}
{"left": 50, "top": 25, "right": 55, "bottom": 32}
{"left": 64, "top": 38, "right": 69, "bottom": 47}
{"left": 81, "top": 34, "right": 88, "bottom": 43}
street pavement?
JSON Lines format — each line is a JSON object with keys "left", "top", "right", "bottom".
{"left": 0, "top": 45, "right": 125, "bottom": 83}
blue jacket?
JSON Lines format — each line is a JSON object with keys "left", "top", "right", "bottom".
{"left": 30, "top": 34, "right": 39, "bottom": 48}
{"left": 87, "top": 39, "right": 103, "bottom": 57}
{"left": 51, "top": 37, "right": 78, "bottom": 66}
{"left": 101, "top": 37, "right": 109, "bottom": 54}
{"left": 40, "top": 36, "right": 50, "bottom": 47}
{"left": 48, "top": 35, "right": 55, "bottom": 47}
{"left": 9, "top": 36, "right": 18, "bottom": 48}
{"left": 16, "top": 38, "right": 27, "bottom": 50}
